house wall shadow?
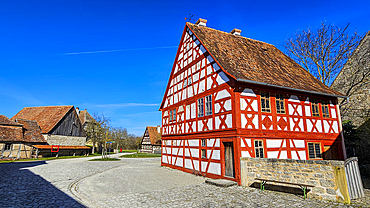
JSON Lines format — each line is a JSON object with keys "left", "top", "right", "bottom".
{"left": 0, "top": 161, "right": 85, "bottom": 207}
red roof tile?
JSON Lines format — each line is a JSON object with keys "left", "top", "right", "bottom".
{"left": 78, "top": 110, "right": 96, "bottom": 125}
{"left": 16, "top": 119, "right": 46, "bottom": 143}
{"left": 12, "top": 106, "right": 74, "bottom": 133}
{"left": 187, "top": 23, "right": 344, "bottom": 97}
{"left": 147, "top": 126, "right": 161, "bottom": 145}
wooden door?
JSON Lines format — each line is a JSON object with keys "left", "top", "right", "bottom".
{"left": 224, "top": 142, "right": 235, "bottom": 177}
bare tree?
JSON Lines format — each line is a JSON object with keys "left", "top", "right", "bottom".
{"left": 85, "top": 113, "right": 110, "bottom": 154}
{"left": 284, "top": 22, "right": 363, "bottom": 86}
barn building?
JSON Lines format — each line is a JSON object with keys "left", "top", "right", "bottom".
{"left": 12, "top": 106, "right": 90, "bottom": 157}
{"left": 159, "top": 19, "right": 347, "bottom": 183}
{"left": 140, "top": 126, "right": 161, "bottom": 154}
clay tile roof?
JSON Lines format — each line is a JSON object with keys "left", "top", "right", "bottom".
{"left": 11, "top": 106, "right": 74, "bottom": 133}
{"left": 0, "top": 115, "right": 24, "bottom": 142}
{"left": 33, "top": 145, "right": 90, "bottom": 150}
{"left": 187, "top": 23, "right": 344, "bottom": 97}
{"left": 147, "top": 126, "right": 161, "bottom": 145}
{"left": 16, "top": 119, "right": 46, "bottom": 143}
{"left": 78, "top": 110, "right": 96, "bottom": 125}
{"left": 0, "top": 115, "right": 22, "bottom": 126}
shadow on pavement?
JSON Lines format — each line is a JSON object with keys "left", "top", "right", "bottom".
{"left": 0, "top": 161, "right": 85, "bottom": 207}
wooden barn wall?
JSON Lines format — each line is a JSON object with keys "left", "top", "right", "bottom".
{"left": 50, "top": 109, "right": 85, "bottom": 137}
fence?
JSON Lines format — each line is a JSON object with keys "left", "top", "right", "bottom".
{"left": 345, "top": 157, "right": 365, "bottom": 199}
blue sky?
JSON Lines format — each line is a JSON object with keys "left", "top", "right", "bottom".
{"left": 1, "top": 0, "right": 369, "bottom": 136}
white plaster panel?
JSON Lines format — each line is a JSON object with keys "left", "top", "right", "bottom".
{"left": 182, "top": 89, "right": 187, "bottom": 100}
{"left": 208, "top": 162, "right": 221, "bottom": 175}
{"left": 186, "top": 105, "right": 190, "bottom": 120}
{"left": 167, "top": 140, "right": 172, "bottom": 145}
{"left": 288, "top": 104, "right": 302, "bottom": 116}
{"left": 201, "top": 161, "right": 207, "bottom": 172}
{"left": 193, "top": 160, "right": 199, "bottom": 171}
{"left": 241, "top": 88, "right": 256, "bottom": 97}
{"left": 246, "top": 139, "right": 251, "bottom": 147}
{"left": 193, "top": 72, "right": 199, "bottom": 82}
{"left": 190, "top": 148, "right": 199, "bottom": 158}
{"left": 185, "top": 148, "right": 190, "bottom": 157}
{"left": 305, "top": 106, "right": 311, "bottom": 117}
{"left": 282, "top": 140, "right": 286, "bottom": 148}
{"left": 324, "top": 120, "right": 330, "bottom": 133}
{"left": 200, "top": 69, "right": 205, "bottom": 79}
{"left": 172, "top": 148, "right": 178, "bottom": 155}
{"left": 291, "top": 151, "right": 299, "bottom": 160}
{"left": 333, "top": 121, "right": 339, "bottom": 133}
{"left": 316, "top": 120, "right": 323, "bottom": 132}
{"left": 192, "top": 122, "right": 196, "bottom": 133}
{"left": 172, "top": 157, "right": 176, "bottom": 165}
{"left": 224, "top": 99, "right": 232, "bottom": 111}
{"left": 207, "top": 139, "right": 215, "bottom": 147}
{"left": 241, "top": 138, "right": 245, "bottom": 147}
{"left": 198, "top": 120, "right": 203, "bottom": 132}
{"left": 216, "top": 71, "right": 229, "bottom": 85}
{"left": 307, "top": 119, "right": 313, "bottom": 132}
{"left": 251, "top": 100, "right": 258, "bottom": 112}
{"left": 207, "top": 65, "right": 213, "bottom": 75}
{"left": 162, "top": 146, "right": 166, "bottom": 154}
{"left": 166, "top": 147, "right": 171, "bottom": 154}
{"left": 267, "top": 151, "right": 279, "bottom": 158}
{"left": 290, "top": 118, "right": 303, "bottom": 131}
{"left": 185, "top": 159, "right": 192, "bottom": 169}
{"left": 199, "top": 80, "right": 205, "bottom": 93}
{"left": 298, "top": 151, "right": 306, "bottom": 160}
{"left": 174, "top": 93, "right": 178, "bottom": 104}
{"left": 162, "top": 155, "right": 167, "bottom": 163}
{"left": 226, "top": 114, "right": 232, "bottom": 128}
{"left": 188, "top": 86, "right": 193, "bottom": 98}
{"left": 293, "top": 140, "right": 305, "bottom": 148}
{"left": 212, "top": 150, "right": 220, "bottom": 160}
{"left": 191, "top": 103, "right": 196, "bottom": 119}
{"left": 178, "top": 148, "right": 183, "bottom": 156}
{"left": 188, "top": 139, "right": 199, "bottom": 147}
{"left": 207, "top": 118, "right": 213, "bottom": 130}
{"left": 206, "top": 76, "right": 212, "bottom": 90}
{"left": 288, "top": 95, "right": 300, "bottom": 102}
{"left": 241, "top": 114, "right": 247, "bottom": 129}
{"left": 266, "top": 139, "right": 282, "bottom": 148}
{"left": 207, "top": 150, "right": 212, "bottom": 159}
{"left": 240, "top": 99, "right": 247, "bottom": 111}
{"left": 241, "top": 151, "right": 251, "bottom": 158}
{"left": 279, "top": 151, "right": 287, "bottom": 159}
{"left": 215, "top": 139, "right": 220, "bottom": 147}
{"left": 176, "top": 158, "right": 183, "bottom": 167}
{"left": 215, "top": 103, "right": 220, "bottom": 114}
{"left": 215, "top": 116, "right": 221, "bottom": 130}
{"left": 215, "top": 89, "right": 231, "bottom": 100}
{"left": 331, "top": 108, "right": 337, "bottom": 118}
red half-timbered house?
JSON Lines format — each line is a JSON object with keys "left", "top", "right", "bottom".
{"left": 159, "top": 19, "right": 347, "bottom": 183}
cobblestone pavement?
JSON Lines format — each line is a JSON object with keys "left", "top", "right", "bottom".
{"left": 0, "top": 155, "right": 369, "bottom": 207}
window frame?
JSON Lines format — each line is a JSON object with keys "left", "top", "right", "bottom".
{"left": 254, "top": 140, "right": 264, "bottom": 158}
{"left": 321, "top": 101, "right": 330, "bottom": 118}
{"left": 205, "top": 95, "right": 213, "bottom": 116}
{"left": 311, "top": 99, "right": 320, "bottom": 117}
{"left": 260, "top": 91, "right": 271, "bottom": 113}
{"left": 201, "top": 149, "right": 207, "bottom": 158}
{"left": 275, "top": 93, "right": 285, "bottom": 114}
{"left": 197, "top": 98, "right": 204, "bottom": 117}
{"left": 4, "top": 143, "right": 12, "bottom": 151}
{"left": 308, "top": 142, "right": 322, "bottom": 159}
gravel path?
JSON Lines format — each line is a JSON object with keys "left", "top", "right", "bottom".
{"left": 0, "top": 155, "right": 369, "bottom": 207}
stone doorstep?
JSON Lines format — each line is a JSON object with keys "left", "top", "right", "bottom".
{"left": 205, "top": 179, "right": 238, "bottom": 187}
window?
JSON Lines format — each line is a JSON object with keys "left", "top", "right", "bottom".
{"left": 201, "top": 149, "right": 207, "bottom": 158}
{"left": 311, "top": 99, "right": 320, "bottom": 117}
{"left": 254, "top": 140, "right": 264, "bottom": 158}
{"left": 260, "top": 92, "right": 270, "bottom": 112}
{"left": 201, "top": 139, "right": 206, "bottom": 147}
{"left": 197, "top": 98, "right": 204, "bottom": 117}
{"left": 276, "top": 94, "right": 285, "bottom": 114}
{"left": 4, "top": 143, "right": 11, "bottom": 150}
{"left": 188, "top": 77, "right": 192, "bottom": 85}
{"left": 205, "top": 95, "right": 213, "bottom": 115}
{"left": 308, "top": 142, "right": 322, "bottom": 159}
{"left": 169, "top": 109, "right": 176, "bottom": 122}
{"left": 184, "top": 79, "right": 187, "bottom": 87}
{"left": 322, "top": 101, "right": 330, "bottom": 118}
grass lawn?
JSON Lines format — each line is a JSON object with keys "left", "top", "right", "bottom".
{"left": 120, "top": 153, "right": 161, "bottom": 158}
{"left": 120, "top": 150, "right": 138, "bottom": 153}
{"left": 89, "top": 158, "right": 120, "bottom": 161}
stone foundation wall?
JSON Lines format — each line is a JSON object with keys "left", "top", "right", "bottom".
{"left": 44, "top": 135, "right": 86, "bottom": 146}
{"left": 240, "top": 157, "right": 350, "bottom": 203}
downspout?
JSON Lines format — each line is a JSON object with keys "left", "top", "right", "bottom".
{"left": 337, "top": 97, "right": 349, "bottom": 160}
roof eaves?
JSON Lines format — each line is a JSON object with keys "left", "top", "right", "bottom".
{"left": 237, "top": 78, "right": 347, "bottom": 99}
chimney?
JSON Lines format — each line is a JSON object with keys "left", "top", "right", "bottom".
{"left": 196, "top": 18, "right": 207, "bottom": 27}
{"left": 230, "top": 28, "right": 241, "bottom": 36}
{"left": 76, "top": 107, "right": 80, "bottom": 115}
{"left": 157, "top": 125, "right": 161, "bottom": 133}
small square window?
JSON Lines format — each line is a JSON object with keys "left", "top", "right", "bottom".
{"left": 201, "top": 149, "right": 207, "bottom": 158}
{"left": 322, "top": 101, "right": 330, "bottom": 118}
{"left": 311, "top": 99, "right": 320, "bottom": 117}
{"left": 276, "top": 94, "right": 285, "bottom": 114}
{"left": 308, "top": 142, "right": 322, "bottom": 159}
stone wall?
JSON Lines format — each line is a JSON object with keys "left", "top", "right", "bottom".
{"left": 43, "top": 134, "right": 86, "bottom": 146}
{"left": 240, "top": 157, "right": 350, "bottom": 203}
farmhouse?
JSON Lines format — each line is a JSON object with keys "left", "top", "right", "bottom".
{"left": 12, "top": 105, "right": 90, "bottom": 157}
{"left": 160, "top": 19, "right": 347, "bottom": 183}
{"left": 0, "top": 115, "right": 46, "bottom": 159}
{"left": 140, "top": 126, "right": 161, "bottom": 154}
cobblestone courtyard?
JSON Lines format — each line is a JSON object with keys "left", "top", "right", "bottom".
{"left": 0, "top": 154, "right": 369, "bottom": 207}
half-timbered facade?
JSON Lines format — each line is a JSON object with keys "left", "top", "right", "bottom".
{"left": 140, "top": 126, "right": 161, "bottom": 154}
{"left": 160, "top": 19, "right": 347, "bottom": 183}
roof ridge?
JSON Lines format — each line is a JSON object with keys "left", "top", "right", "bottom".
{"left": 187, "top": 22, "right": 274, "bottom": 47}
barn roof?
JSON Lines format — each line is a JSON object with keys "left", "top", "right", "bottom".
{"left": 12, "top": 106, "right": 74, "bottom": 134}
{"left": 16, "top": 119, "right": 46, "bottom": 143}
{"left": 0, "top": 115, "right": 23, "bottom": 142}
{"left": 186, "top": 22, "right": 344, "bottom": 97}
{"left": 78, "top": 109, "right": 96, "bottom": 125}
{"left": 146, "top": 126, "right": 161, "bottom": 145}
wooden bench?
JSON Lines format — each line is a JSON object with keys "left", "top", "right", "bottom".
{"left": 255, "top": 178, "right": 315, "bottom": 199}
